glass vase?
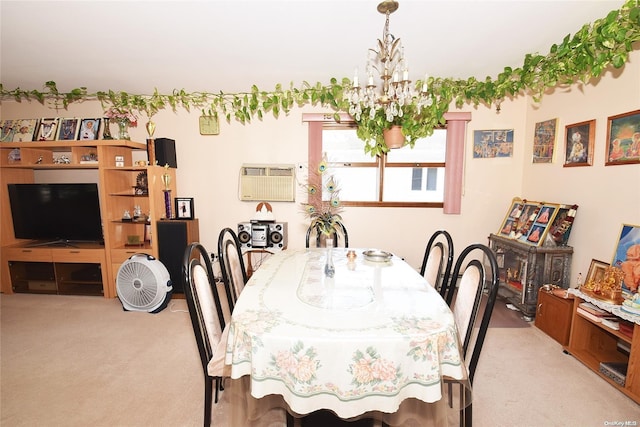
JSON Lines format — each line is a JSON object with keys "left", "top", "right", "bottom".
{"left": 324, "top": 238, "right": 335, "bottom": 277}
{"left": 102, "top": 117, "right": 113, "bottom": 140}
{"left": 117, "top": 120, "right": 130, "bottom": 140}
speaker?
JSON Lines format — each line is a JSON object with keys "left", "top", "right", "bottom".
{"left": 237, "top": 222, "right": 287, "bottom": 251}
{"left": 154, "top": 138, "right": 177, "bottom": 168}
{"left": 157, "top": 219, "right": 199, "bottom": 293}
{"left": 237, "top": 222, "right": 252, "bottom": 249}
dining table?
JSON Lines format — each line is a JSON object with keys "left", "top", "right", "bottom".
{"left": 222, "top": 247, "right": 470, "bottom": 426}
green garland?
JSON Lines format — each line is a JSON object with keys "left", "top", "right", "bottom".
{"left": 1, "top": 0, "right": 638, "bottom": 156}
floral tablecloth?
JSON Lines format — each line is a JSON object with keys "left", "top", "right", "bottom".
{"left": 224, "top": 248, "right": 467, "bottom": 419}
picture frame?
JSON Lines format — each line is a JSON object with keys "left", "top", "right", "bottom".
{"left": 606, "top": 109, "right": 640, "bottom": 165}
{"left": 175, "top": 197, "right": 194, "bottom": 220}
{"left": 57, "top": 118, "right": 80, "bottom": 141}
{"left": 12, "top": 119, "right": 39, "bottom": 142}
{"left": 532, "top": 118, "right": 558, "bottom": 163}
{"left": 472, "top": 129, "right": 513, "bottom": 158}
{"left": 36, "top": 117, "right": 59, "bottom": 141}
{"left": 78, "top": 118, "right": 101, "bottom": 141}
{"left": 0, "top": 119, "right": 17, "bottom": 142}
{"left": 611, "top": 223, "right": 640, "bottom": 293}
{"left": 498, "top": 197, "right": 524, "bottom": 237}
{"left": 585, "top": 259, "right": 610, "bottom": 289}
{"left": 564, "top": 119, "right": 595, "bottom": 167}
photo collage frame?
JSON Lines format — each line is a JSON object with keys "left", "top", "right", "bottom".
{"left": 498, "top": 197, "right": 578, "bottom": 247}
{"left": 0, "top": 117, "right": 103, "bottom": 142}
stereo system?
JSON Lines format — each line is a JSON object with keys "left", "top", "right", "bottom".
{"left": 237, "top": 221, "right": 287, "bottom": 251}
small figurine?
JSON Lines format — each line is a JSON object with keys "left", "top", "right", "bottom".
{"left": 122, "top": 210, "right": 132, "bottom": 222}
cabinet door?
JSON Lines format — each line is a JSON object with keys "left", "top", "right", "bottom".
{"left": 535, "top": 291, "right": 573, "bottom": 345}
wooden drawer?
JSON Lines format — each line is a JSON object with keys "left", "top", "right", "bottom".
{"left": 111, "top": 248, "right": 149, "bottom": 265}
{"left": 51, "top": 248, "right": 106, "bottom": 264}
{"left": 3, "top": 247, "right": 53, "bottom": 262}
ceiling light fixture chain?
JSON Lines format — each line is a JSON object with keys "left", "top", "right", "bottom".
{"left": 346, "top": 0, "right": 432, "bottom": 124}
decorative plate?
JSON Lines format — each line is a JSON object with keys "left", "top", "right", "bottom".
{"left": 362, "top": 249, "right": 393, "bottom": 263}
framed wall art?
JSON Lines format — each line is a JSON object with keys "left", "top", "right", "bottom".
{"left": 0, "top": 119, "right": 17, "bottom": 142}
{"left": 472, "top": 129, "right": 514, "bottom": 158}
{"left": 606, "top": 109, "right": 640, "bottom": 165}
{"left": 175, "top": 197, "right": 195, "bottom": 220}
{"left": 57, "top": 118, "right": 80, "bottom": 140}
{"left": 532, "top": 118, "right": 558, "bottom": 163}
{"left": 611, "top": 223, "right": 640, "bottom": 293}
{"left": 36, "top": 118, "right": 59, "bottom": 141}
{"left": 78, "top": 118, "right": 101, "bottom": 141}
{"left": 564, "top": 119, "right": 595, "bottom": 167}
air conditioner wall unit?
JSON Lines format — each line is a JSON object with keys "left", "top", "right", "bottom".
{"left": 239, "top": 164, "right": 296, "bottom": 202}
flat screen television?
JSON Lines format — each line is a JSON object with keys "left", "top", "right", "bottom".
{"left": 8, "top": 183, "right": 104, "bottom": 246}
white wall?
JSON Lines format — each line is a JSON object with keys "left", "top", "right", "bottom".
{"left": 1, "top": 48, "right": 638, "bottom": 280}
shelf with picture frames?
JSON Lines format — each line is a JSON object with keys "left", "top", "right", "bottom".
{"left": 0, "top": 139, "right": 177, "bottom": 298}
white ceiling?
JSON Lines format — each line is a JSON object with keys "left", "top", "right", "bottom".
{"left": 0, "top": 0, "right": 626, "bottom": 97}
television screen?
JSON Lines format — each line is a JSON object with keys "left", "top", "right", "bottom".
{"left": 8, "top": 183, "right": 104, "bottom": 244}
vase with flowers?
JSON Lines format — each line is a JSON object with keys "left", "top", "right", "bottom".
{"left": 104, "top": 107, "right": 138, "bottom": 140}
{"left": 302, "top": 159, "right": 344, "bottom": 277}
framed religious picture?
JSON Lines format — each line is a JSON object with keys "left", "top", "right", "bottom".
{"left": 0, "top": 119, "right": 17, "bottom": 142}
{"left": 611, "top": 223, "right": 640, "bottom": 293}
{"left": 12, "top": 119, "right": 39, "bottom": 142}
{"left": 472, "top": 129, "right": 513, "bottom": 158}
{"left": 36, "top": 118, "right": 59, "bottom": 141}
{"left": 605, "top": 109, "right": 640, "bottom": 165}
{"left": 497, "top": 197, "right": 524, "bottom": 237}
{"left": 175, "top": 197, "right": 195, "bottom": 220}
{"left": 78, "top": 118, "right": 101, "bottom": 141}
{"left": 564, "top": 119, "right": 595, "bottom": 167}
{"left": 57, "top": 118, "right": 80, "bottom": 141}
{"left": 585, "top": 259, "right": 609, "bottom": 290}
{"left": 532, "top": 118, "right": 558, "bottom": 163}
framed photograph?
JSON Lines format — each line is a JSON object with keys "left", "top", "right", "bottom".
{"left": 611, "top": 223, "right": 640, "bottom": 293}
{"left": 498, "top": 197, "right": 524, "bottom": 237}
{"left": 175, "top": 197, "right": 195, "bottom": 220}
{"left": 36, "top": 118, "right": 59, "bottom": 141}
{"left": 585, "top": 259, "right": 610, "bottom": 289}
{"left": 12, "top": 119, "right": 39, "bottom": 142}
{"left": 472, "top": 129, "right": 513, "bottom": 158}
{"left": 606, "top": 109, "right": 640, "bottom": 165}
{"left": 57, "top": 118, "right": 80, "bottom": 140}
{"left": 0, "top": 120, "right": 17, "bottom": 142}
{"left": 78, "top": 118, "right": 101, "bottom": 141}
{"left": 564, "top": 119, "right": 595, "bottom": 167}
{"left": 532, "top": 118, "right": 558, "bottom": 163}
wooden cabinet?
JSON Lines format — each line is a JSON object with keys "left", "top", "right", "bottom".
{"left": 565, "top": 293, "right": 640, "bottom": 404}
{"left": 488, "top": 233, "right": 573, "bottom": 320}
{"left": 535, "top": 289, "right": 574, "bottom": 346}
{"left": 0, "top": 139, "right": 182, "bottom": 298}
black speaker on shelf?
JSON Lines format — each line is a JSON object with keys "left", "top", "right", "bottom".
{"left": 157, "top": 219, "right": 199, "bottom": 294}
{"left": 154, "top": 138, "right": 177, "bottom": 168}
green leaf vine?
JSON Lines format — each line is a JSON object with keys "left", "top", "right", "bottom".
{"left": 1, "top": 0, "right": 638, "bottom": 156}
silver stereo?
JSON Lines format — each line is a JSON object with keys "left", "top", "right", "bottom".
{"left": 237, "top": 221, "right": 287, "bottom": 251}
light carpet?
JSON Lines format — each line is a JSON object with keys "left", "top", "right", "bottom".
{"left": 1, "top": 294, "right": 638, "bottom": 426}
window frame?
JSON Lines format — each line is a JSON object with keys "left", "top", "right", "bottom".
{"left": 304, "top": 112, "right": 470, "bottom": 213}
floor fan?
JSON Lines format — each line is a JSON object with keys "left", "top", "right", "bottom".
{"left": 116, "top": 254, "right": 172, "bottom": 313}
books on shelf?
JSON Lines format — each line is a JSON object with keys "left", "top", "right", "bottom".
{"left": 599, "top": 361, "right": 627, "bottom": 386}
{"left": 577, "top": 302, "right": 619, "bottom": 324}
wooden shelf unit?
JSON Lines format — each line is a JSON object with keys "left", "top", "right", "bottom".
{"left": 565, "top": 296, "right": 640, "bottom": 404}
{"left": 0, "top": 139, "right": 176, "bottom": 298}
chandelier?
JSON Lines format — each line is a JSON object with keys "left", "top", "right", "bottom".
{"left": 347, "top": 0, "right": 432, "bottom": 123}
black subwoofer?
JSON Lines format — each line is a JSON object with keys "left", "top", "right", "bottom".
{"left": 154, "top": 138, "right": 177, "bottom": 168}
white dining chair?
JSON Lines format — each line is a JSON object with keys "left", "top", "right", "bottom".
{"left": 218, "top": 227, "right": 248, "bottom": 307}
{"left": 446, "top": 243, "right": 500, "bottom": 427}
{"left": 419, "top": 229, "right": 454, "bottom": 301}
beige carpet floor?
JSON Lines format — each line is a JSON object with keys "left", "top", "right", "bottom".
{"left": 1, "top": 293, "right": 638, "bottom": 427}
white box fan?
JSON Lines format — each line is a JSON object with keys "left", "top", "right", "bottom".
{"left": 116, "top": 254, "right": 173, "bottom": 313}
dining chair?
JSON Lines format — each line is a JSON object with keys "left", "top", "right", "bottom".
{"left": 446, "top": 243, "right": 500, "bottom": 427}
{"left": 305, "top": 223, "right": 349, "bottom": 248}
{"left": 182, "top": 242, "right": 228, "bottom": 427}
{"left": 419, "top": 230, "right": 454, "bottom": 300}
{"left": 218, "top": 227, "right": 248, "bottom": 306}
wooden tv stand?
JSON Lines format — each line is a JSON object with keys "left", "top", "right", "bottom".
{"left": 564, "top": 289, "right": 640, "bottom": 404}
{"left": 2, "top": 242, "right": 108, "bottom": 296}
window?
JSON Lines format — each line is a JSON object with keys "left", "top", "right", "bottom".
{"left": 304, "top": 112, "right": 470, "bottom": 213}
{"left": 310, "top": 122, "right": 446, "bottom": 207}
